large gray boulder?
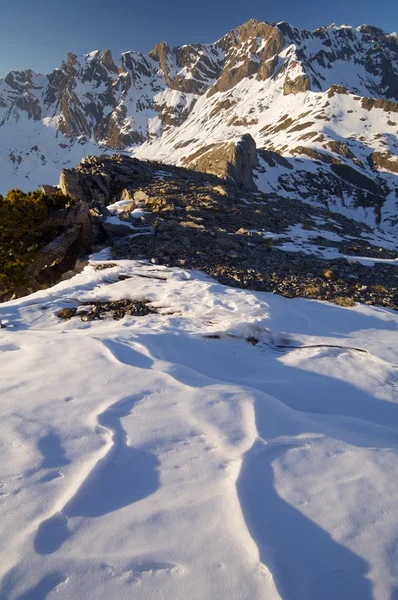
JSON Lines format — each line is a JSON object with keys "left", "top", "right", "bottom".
{"left": 183, "top": 134, "right": 258, "bottom": 190}
{"left": 59, "top": 168, "right": 86, "bottom": 200}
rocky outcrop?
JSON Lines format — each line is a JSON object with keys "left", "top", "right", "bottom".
{"left": 150, "top": 41, "right": 220, "bottom": 95}
{"left": 208, "top": 21, "right": 284, "bottom": 96}
{"left": 369, "top": 151, "right": 398, "bottom": 173}
{"left": 23, "top": 202, "right": 93, "bottom": 291}
{"left": 326, "top": 140, "right": 355, "bottom": 159}
{"left": 234, "top": 134, "right": 258, "bottom": 188}
{"left": 101, "top": 49, "right": 118, "bottom": 74}
{"left": 283, "top": 74, "right": 311, "bottom": 95}
{"left": 59, "top": 169, "right": 86, "bottom": 201}
{"left": 4, "top": 153, "right": 397, "bottom": 308}
{"left": 40, "top": 184, "right": 59, "bottom": 194}
{"left": 327, "top": 85, "right": 349, "bottom": 98}
{"left": 330, "top": 163, "right": 384, "bottom": 196}
{"left": 15, "top": 94, "right": 42, "bottom": 120}
{"left": 291, "top": 146, "right": 337, "bottom": 164}
{"left": 258, "top": 149, "right": 293, "bottom": 169}
{"left": 257, "top": 56, "right": 279, "bottom": 81}
{"left": 102, "top": 220, "right": 134, "bottom": 237}
{"left": 102, "top": 112, "right": 145, "bottom": 149}
{"left": 361, "top": 97, "right": 398, "bottom": 113}
{"left": 14, "top": 157, "right": 157, "bottom": 295}
{"left": 207, "top": 59, "right": 259, "bottom": 97}
{"left": 183, "top": 134, "right": 258, "bottom": 189}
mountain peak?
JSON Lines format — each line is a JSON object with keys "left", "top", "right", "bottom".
{"left": 0, "top": 18, "right": 397, "bottom": 231}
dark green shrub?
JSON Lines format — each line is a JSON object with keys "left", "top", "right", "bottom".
{"left": 0, "top": 188, "right": 71, "bottom": 297}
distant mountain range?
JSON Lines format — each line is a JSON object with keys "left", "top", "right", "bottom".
{"left": 1, "top": 19, "right": 397, "bottom": 230}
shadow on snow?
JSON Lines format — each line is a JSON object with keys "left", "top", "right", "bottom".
{"left": 34, "top": 391, "right": 159, "bottom": 556}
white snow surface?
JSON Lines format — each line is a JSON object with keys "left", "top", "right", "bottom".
{"left": 0, "top": 254, "right": 398, "bottom": 599}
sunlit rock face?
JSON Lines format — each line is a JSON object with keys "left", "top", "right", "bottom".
{"left": 1, "top": 19, "right": 398, "bottom": 229}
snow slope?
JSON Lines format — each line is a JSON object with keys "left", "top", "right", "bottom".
{"left": 0, "top": 254, "right": 397, "bottom": 599}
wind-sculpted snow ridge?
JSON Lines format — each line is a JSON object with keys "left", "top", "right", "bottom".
{"left": 1, "top": 19, "right": 397, "bottom": 229}
{"left": 0, "top": 253, "right": 398, "bottom": 599}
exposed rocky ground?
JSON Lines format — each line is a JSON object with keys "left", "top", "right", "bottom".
{"left": 22, "top": 153, "right": 396, "bottom": 310}
{"left": 57, "top": 298, "right": 156, "bottom": 321}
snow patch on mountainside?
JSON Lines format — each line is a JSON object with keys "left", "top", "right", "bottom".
{"left": 0, "top": 19, "right": 397, "bottom": 230}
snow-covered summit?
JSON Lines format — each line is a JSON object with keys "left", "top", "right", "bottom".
{"left": 0, "top": 19, "right": 397, "bottom": 229}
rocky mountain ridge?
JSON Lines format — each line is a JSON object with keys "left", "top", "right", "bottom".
{"left": 1, "top": 19, "right": 398, "bottom": 230}
{"left": 5, "top": 153, "right": 396, "bottom": 308}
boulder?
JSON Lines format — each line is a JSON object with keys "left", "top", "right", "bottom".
{"left": 183, "top": 134, "right": 258, "bottom": 189}
{"left": 59, "top": 169, "right": 85, "bottom": 200}
{"left": 119, "top": 202, "right": 136, "bottom": 214}
{"left": 134, "top": 190, "right": 150, "bottom": 204}
{"left": 103, "top": 218, "right": 134, "bottom": 237}
{"left": 120, "top": 188, "right": 135, "bottom": 201}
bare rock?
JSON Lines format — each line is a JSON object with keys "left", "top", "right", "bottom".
{"left": 40, "top": 184, "right": 59, "bottom": 194}
{"left": 103, "top": 219, "right": 134, "bottom": 237}
{"left": 59, "top": 169, "right": 86, "bottom": 200}
{"left": 134, "top": 190, "right": 150, "bottom": 204}
{"left": 361, "top": 97, "right": 398, "bottom": 113}
{"left": 57, "top": 308, "right": 77, "bottom": 319}
{"left": 119, "top": 189, "right": 135, "bottom": 201}
{"left": 208, "top": 21, "right": 284, "bottom": 96}
{"left": 16, "top": 93, "right": 42, "bottom": 120}
{"left": 369, "top": 151, "right": 398, "bottom": 174}
{"left": 23, "top": 202, "right": 92, "bottom": 291}
{"left": 183, "top": 134, "right": 257, "bottom": 189}
{"left": 283, "top": 74, "right": 311, "bottom": 95}
{"left": 101, "top": 49, "right": 118, "bottom": 74}
{"left": 258, "top": 149, "right": 293, "bottom": 169}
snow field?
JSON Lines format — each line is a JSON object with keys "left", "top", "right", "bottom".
{"left": 0, "top": 255, "right": 397, "bottom": 599}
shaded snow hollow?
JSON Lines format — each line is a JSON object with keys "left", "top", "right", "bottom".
{"left": 0, "top": 253, "right": 397, "bottom": 599}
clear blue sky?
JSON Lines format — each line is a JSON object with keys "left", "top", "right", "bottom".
{"left": 1, "top": 0, "right": 397, "bottom": 77}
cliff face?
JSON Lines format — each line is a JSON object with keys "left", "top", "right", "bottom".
{"left": 1, "top": 19, "right": 398, "bottom": 229}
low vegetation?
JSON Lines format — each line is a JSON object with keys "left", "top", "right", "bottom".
{"left": 0, "top": 188, "right": 71, "bottom": 298}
